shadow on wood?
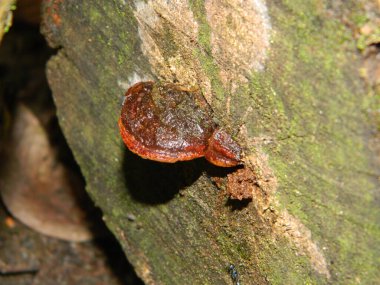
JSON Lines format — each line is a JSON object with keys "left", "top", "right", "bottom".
{"left": 122, "top": 147, "right": 203, "bottom": 204}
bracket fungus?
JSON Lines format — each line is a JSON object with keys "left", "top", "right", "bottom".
{"left": 118, "top": 81, "right": 242, "bottom": 167}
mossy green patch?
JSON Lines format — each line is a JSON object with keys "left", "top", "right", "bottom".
{"left": 234, "top": 0, "right": 380, "bottom": 283}
{"left": 189, "top": 0, "right": 227, "bottom": 106}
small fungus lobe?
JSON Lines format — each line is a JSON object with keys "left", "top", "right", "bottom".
{"left": 118, "top": 81, "right": 242, "bottom": 167}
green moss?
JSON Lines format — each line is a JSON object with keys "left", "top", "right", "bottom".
{"left": 351, "top": 13, "right": 368, "bottom": 26}
{"left": 357, "top": 25, "right": 380, "bottom": 51}
{"left": 88, "top": 6, "right": 102, "bottom": 23}
{"left": 256, "top": 237, "right": 321, "bottom": 285}
{"left": 189, "top": 0, "right": 226, "bottom": 106}
{"left": 237, "top": 1, "right": 380, "bottom": 283}
{"left": 117, "top": 54, "right": 124, "bottom": 65}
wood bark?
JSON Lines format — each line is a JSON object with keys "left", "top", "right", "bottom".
{"left": 42, "top": 1, "right": 380, "bottom": 284}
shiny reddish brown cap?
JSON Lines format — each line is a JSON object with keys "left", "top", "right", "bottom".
{"left": 119, "top": 81, "right": 242, "bottom": 167}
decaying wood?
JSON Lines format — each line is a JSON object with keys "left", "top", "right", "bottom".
{"left": 42, "top": 1, "right": 380, "bottom": 284}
